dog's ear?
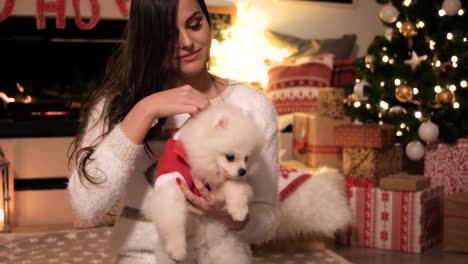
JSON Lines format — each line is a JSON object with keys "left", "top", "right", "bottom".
{"left": 212, "top": 112, "right": 228, "bottom": 129}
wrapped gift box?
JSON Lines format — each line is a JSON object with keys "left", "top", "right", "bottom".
{"left": 348, "top": 186, "right": 444, "bottom": 253}
{"left": 318, "top": 88, "right": 345, "bottom": 119}
{"left": 343, "top": 145, "right": 403, "bottom": 184}
{"left": 335, "top": 124, "right": 396, "bottom": 148}
{"left": 379, "top": 173, "right": 430, "bottom": 192}
{"left": 425, "top": 139, "right": 468, "bottom": 196}
{"left": 444, "top": 192, "right": 468, "bottom": 253}
{"left": 293, "top": 113, "right": 351, "bottom": 170}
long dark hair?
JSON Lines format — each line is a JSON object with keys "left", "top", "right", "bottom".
{"left": 69, "top": 0, "right": 212, "bottom": 184}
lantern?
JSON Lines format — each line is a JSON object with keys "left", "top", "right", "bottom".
{"left": 0, "top": 149, "right": 11, "bottom": 232}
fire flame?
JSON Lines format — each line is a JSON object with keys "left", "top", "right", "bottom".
{"left": 209, "top": 3, "right": 289, "bottom": 89}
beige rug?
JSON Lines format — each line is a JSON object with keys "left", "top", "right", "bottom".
{"left": 0, "top": 227, "right": 351, "bottom": 263}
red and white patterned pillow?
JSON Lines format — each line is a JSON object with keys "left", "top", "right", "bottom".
{"left": 266, "top": 53, "right": 335, "bottom": 115}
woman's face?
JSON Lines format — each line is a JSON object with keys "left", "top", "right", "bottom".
{"left": 175, "top": 0, "right": 211, "bottom": 78}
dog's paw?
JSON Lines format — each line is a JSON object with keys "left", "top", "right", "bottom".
{"left": 228, "top": 205, "right": 248, "bottom": 222}
{"left": 166, "top": 239, "right": 187, "bottom": 262}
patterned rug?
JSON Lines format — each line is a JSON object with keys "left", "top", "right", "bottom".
{"left": 0, "top": 227, "right": 351, "bottom": 264}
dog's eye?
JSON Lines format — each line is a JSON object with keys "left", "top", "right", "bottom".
{"left": 245, "top": 156, "right": 248, "bottom": 162}
{"left": 225, "top": 154, "right": 235, "bottom": 162}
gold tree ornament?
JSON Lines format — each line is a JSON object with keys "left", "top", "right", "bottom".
{"left": 435, "top": 87, "right": 455, "bottom": 105}
{"left": 395, "top": 84, "right": 414, "bottom": 103}
{"left": 399, "top": 20, "right": 418, "bottom": 37}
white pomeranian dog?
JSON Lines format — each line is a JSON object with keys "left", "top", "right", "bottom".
{"left": 142, "top": 103, "right": 264, "bottom": 264}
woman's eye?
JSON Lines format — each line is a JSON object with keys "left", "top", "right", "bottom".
{"left": 189, "top": 21, "right": 203, "bottom": 30}
{"left": 225, "top": 154, "right": 235, "bottom": 162}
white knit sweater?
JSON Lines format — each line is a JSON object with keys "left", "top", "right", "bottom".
{"left": 68, "top": 81, "right": 279, "bottom": 254}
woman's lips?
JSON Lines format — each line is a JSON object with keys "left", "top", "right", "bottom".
{"left": 179, "top": 49, "right": 201, "bottom": 62}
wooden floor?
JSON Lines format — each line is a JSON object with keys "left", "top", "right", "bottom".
{"left": 335, "top": 244, "right": 468, "bottom": 264}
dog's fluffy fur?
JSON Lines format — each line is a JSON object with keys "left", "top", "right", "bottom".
{"left": 142, "top": 103, "right": 264, "bottom": 264}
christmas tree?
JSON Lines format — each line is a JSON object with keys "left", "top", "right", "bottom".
{"left": 345, "top": 0, "right": 468, "bottom": 160}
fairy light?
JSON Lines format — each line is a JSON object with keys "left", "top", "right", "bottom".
{"left": 447, "top": 33, "right": 453, "bottom": 40}
{"left": 435, "top": 85, "right": 442, "bottom": 93}
{"left": 380, "top": 81, "right": 385, "bottom": 87}
{"left": 394, "top": 79, "right": 401, "bottom": 86}
{"left": 415, "top": 111, "right": 422, "bottom": 119}
{"left": 413, "top": 87, "right": 419, "bottom": 95}
{"left": 453, "top": 102, "right": 460, "bottom": 109}
{"left": 389, "top": 58, "right": 395, "bottom": 64}
{"left": 382, "top": 55, "right": 390, "bottom": 63}
{"left": 396, "top": 131, "right": 403, "bottom": 137}
{"left": 417, "top": 21, "right": 425, "bottom": 28}
{"left": 403, "top": 0, "right": 412, "bottom": 6}
{"left": 380, "top": 101, "right": 389, "bottom": 110}
{"left": 461, "top": 80, "right": 467, "bottom": 88}
{"left": 354, "top": 101, "right": 361, "bottom": 108}
{"left": 451, "top": 56, "right": 458, "bottom": 63}
{"left": 429, "top": 40, "right": 436, "bottom": 50}
{"left": 439, "top": 9, "right": 446, "bottom": 16}
{"left": 406, "top": 126, "right": 411, "bottom": 132}
{"left": 400, "top": 123, "right": 406, "bottom": 129}
{"left": 366, "top": 103, "right": 372, "bottom": 109}
{"left": 356, "top": 79, "right": 361, "bottom": 83}
{"left": 382, "top": 47, "right": 388, "bottom": 51}
{"left": 435, "top": 60, "right": 442, "bottom": 67}
{"left": 378, "top": 113, "right": 383, "bottom": 119}
{"left": 464, "top": 38, "right": 467, "bottom": 42}
{"left": 453, "top": 62, "right": 458, "bottom": 68}
{"left": 449, "top": 85, "right": 457, "bottom": 92}
{"left": 459, "top": 9, "right": 465, "bottom": 16}
{"left": 396, "top": 21, "right": 402, "bottom": 28}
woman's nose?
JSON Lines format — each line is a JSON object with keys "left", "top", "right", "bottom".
{"left": 179, "top": 30, "right": 194, "bottom": 49}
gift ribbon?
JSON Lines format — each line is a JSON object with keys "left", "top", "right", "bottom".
{"left": 444, "top": 214, "right": 468, "bottom": 220}
{"left": 307, "top": 145, "right": 342, "bottom": 154}
{"left": 345, "top": 176, "right": 374, "bottom": 188}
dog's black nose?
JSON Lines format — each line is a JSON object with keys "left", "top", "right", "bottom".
{"left": 239, "top": 168, "right": 246, "bottom": 176}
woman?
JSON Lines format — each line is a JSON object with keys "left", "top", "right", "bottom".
{"left": 68, "top": 0, "right": 279, "bottom": 263}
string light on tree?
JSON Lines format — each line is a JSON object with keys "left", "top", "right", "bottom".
{"left": 350, "top": 1, "right": 467, "bottom": 147}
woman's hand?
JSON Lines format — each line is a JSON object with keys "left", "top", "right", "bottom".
{"left": 176, "top": 178, "right": 249, "bottom": 231}
{"left": 143, "top": 84, "right": 210, "bottom": 118}
{"left": 120, "top": 85, "right": 209, "bottom": 144}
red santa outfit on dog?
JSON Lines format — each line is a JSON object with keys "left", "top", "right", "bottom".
{"left": 153, "top": 130, "right": 201, "bottom": 196}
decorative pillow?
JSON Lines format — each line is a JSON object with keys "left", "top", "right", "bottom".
{"left": 265, "top": 30, "right": 356, "bottom": 60}
{"left": 264, "top": 30, "right": 320, "bottom": 58}
{"left": 266, "top": 53, "right": 334, "bottom": 115}
{"left": 331, "top": 58, "right": 356, "bottom": 88}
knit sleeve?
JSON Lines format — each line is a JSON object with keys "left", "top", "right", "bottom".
{"left": 67, "top": 100, "right": 145, "bottom": 220}
{"left": 235, "top": 89, "right": 280, "bottom": 244}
